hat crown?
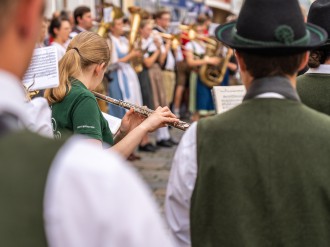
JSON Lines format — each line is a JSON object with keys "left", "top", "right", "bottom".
{"left": 236, "top": 0, "right": 306, "bottom": 44}
{"left": 215, "top": 0, "right": 327, "bottom": 52}
{"left": 308, "top": 0, "right": 330, "bottom": 39}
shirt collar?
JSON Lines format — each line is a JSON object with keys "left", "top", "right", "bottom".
{"left": 76, "top": 26, "right": 87, "bottom": 32}
{"left": 155, "top": 25, "right": 167, "bottom": 33}
{"left": 306, "top": 64, "right": 330, "bottom": 74}
{"left": 243, "top": 76, "right": 300, "bottom": 102}
{"left": 71, "top": 77, "right": 87, "bottom": 89}
{"left": 0, "top": 70, "right": 29, "bottom": 126}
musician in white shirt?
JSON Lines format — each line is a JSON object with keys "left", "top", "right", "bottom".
{"left": 0, "top": 0, "right": 175, "bottom": 246}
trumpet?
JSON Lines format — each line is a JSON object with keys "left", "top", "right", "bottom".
{"left": 92, "top": 91, "right": 190, "bottom": 131}
{"left": 155, "top": 32, "right": 181, "bottom": 50}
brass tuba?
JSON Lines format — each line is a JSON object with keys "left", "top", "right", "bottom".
{"left": 128, "top": 6, "right": 144, "bottom": 73}
{"left": 96, "top": 3, "right": 124, "bottom": 113}
{"left": 180, "top": 26, "right": 232, "bottom": 88}
{"left": 199, "top": 36, "right": 233, "bottom": 88}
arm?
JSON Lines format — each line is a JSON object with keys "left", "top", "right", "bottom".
{"left": 159, "top": 39, "right": 171, "bottom": 66}
{"left": 165, "top": 122, "right": 198, "bottom": 247}
{"left": 227, "top": 62, "right": 238, "bottom": 72}
{"left": 111, "top": 106, "right": 179, "bottom": 158}
{"left": 185, "top": 50, "right": 220, "bottom": 68}
{"left": 117, "top": 49, "right": 141, "bottom": 63}
{"left": 143, "top": 49, "right": 161, "bottom": 68}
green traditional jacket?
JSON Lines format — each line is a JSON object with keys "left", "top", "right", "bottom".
{"left": 191, "top": 77, "right": 330, "bottom": 247}
{"left": 297, "top": 72, "right": 330, "bottom": 115}
{"left": 0, "top": 129, "right": 65, "bottom": 246}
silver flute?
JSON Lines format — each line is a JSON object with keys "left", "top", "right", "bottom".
{"left": 92, "top": 91, "right": 190, "bottom": 131}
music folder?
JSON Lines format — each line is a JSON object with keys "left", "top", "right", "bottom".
{"left": 23, "top": 46, "right": 60, "bottom": 91}
{"left": 212, "top": 85, "right": 246, "bottom": 114}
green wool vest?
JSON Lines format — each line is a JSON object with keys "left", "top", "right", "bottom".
{"left": 0, "top": 130, "right": 66, "bottom": 246}
{"left": 192, "top": 98, "right": 330, "bottom": 247}
{"left": 297, "top": 73, "right": 330, "bottom": 116}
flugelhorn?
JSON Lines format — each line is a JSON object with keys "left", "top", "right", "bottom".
{"left": 155, "top": 32, "right": 181, "bottom": 50}
{"left": 92, "top": 91, "right": 190, "bottom": 131}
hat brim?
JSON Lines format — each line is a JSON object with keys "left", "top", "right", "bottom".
{"left": 215, "top": 22, "right": 328, "bottom": 53}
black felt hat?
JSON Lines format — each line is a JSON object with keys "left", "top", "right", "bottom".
{"left": 215, "top": 0, "right": 328, "bottom": 53}
{"left": 308, "top": 0, "right": 330, "bottom": 47}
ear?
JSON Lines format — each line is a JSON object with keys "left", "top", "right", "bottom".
{"left": 95, "top": 62, "right": 106, "bottom": 75}
{"left": 77, "top": 16, "right": 82, "bottom": 24}
{"left": 54, "top": 27, "right": 60, "bottom": 36}
{"left": 234, "top": 50, "right": 246, "bottom": 72}
{"left": 298, "top": 51, "right": 310, "bottom": 71}
{"left": 14, "top": 0, "right": 44, "bottom": 40}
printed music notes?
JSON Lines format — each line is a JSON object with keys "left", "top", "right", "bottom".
{"left": 101, "top": 112, "right": 122, "bottom": 134}
{"left": 212, "top": 85, "right": 246, "bottom": 114}
{"left": 23, "top": 46, "right": 59, "bottom": 91}
{"left": 103, "top": 7, "right": 113, "bottom": 23}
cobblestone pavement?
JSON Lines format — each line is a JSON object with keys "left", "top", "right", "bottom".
{"left": 132, "top": 127, "right": 184, "bottom": 214}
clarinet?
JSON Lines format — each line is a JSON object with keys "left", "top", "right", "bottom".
{"left": 92, "top": 91, "right": 190, "bottom": 131}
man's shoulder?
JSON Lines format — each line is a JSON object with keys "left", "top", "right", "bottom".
{"left": 52, "top": 136, "right": 133, "bottom": 182}
{"left": 198, "top": 99, "right": 330, "bottom": 133}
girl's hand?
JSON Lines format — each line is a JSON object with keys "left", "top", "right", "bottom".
{"left": 139, "top": 106, "right": 179, "bottom": 132}
{"left": 119, "top": 108, "right": 144, "bottom": 136}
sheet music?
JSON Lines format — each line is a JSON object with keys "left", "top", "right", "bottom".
{"left": 212, "top": 85, "right": 246, "bottom": 114}
{"left": 103, "top": 7, "right": 113, "bottom": 23}
{"left": 23, "top": 46, "right": 59, "bottom": 91}
{"left": 102, "top": 112, "right": 122, "bottom": 135}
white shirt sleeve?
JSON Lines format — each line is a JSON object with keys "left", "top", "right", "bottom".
{"left": 165, "top": 122, "right": 198, "bottom": 247}
{"left": 25, "top": 97, "right": 53, "bottom": 138}
{"left": 185, "top": 42, "right": 193, "bottom": 52}
{"left": 44, "top": 137, "right": 174, "bottom": 247}
{"left": 109, "top": 36, "right": 119, "bottom": 64}
{"left": 176, "top": 47, "right": 184, "bottom": 62}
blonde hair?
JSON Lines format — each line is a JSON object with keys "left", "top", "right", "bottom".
{"left": 45, "top": 32, "right": 110, "bottom": 104}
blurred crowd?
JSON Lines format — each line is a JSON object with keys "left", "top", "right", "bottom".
{"left": 38, "top": 5, "right": 241, "bottom": 154}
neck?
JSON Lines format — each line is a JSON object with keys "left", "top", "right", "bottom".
{"left": 156, "top": 24, "right": 166, "bottom": 31}
{"left": 112, "top": 32, "right": 121, "bottom": 38}
{"left": 75, "top": 72, "right": 94, "bottom": 90}
{"left": 54, "top": 37, "right": 64, "bottom": 45}
{"left": 77, "top": 25, "right": 85, "bottom": 31}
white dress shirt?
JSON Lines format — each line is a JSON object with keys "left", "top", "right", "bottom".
{"left": 306, "top": 64, "right": 330, "bottom": 74}
{"left": 70, "top": 26, "right": 86, "bottom": 39}
{"left": 51, "top": 42, "right": 66, "bottom": 61}
{"left": 1, "top": 70, "right": 174, "bottom": 247}
{"left": 0, "top": 70, "right": 52, "bottom": 137}
{"left": 165, "top": 93, "right": 285, "bottom": 247}
{"left": 153, "top": 26, "right": 176, "bottom": 71}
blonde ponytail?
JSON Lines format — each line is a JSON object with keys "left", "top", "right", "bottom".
{"left": 45, "top": 31, "right": 111, "bottom": 105}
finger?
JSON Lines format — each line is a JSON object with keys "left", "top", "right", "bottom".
{"left": 161, "top": 106, "right": 170, "bottom": 112}
{"left": 155, "top": 106, "right": 163, "bottom": 112}
{"left": 160, "top": 116, "right": 180, "bottom": 123}
{"left": 161, "top": 111, "right": 178, "bottom": 119}
{"left": 126, "top": 108, "right": 134, "bottom": 116}
{"left": 159, "top": 117, "right": 180, "bottom": 125}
